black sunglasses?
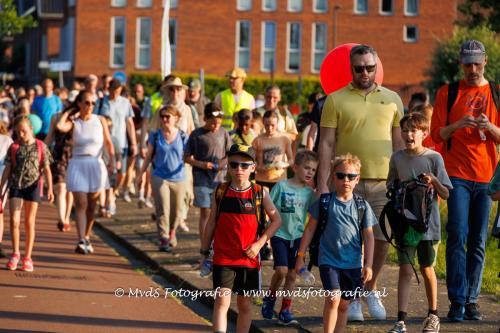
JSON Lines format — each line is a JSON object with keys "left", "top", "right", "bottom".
{"left": 335, "top": 172, "right": 359, "bottom": 181}
{"left": 353, "top": 65, "right": 376, "bottom": 73}
{"left": 160, "top": 114, "right": 172, "bottom": 120}
{"left": 229, "top": 161, "right": 254, "bottom": 170}
{"left": 84, "top": 101, "right": 96, "bottom": 106}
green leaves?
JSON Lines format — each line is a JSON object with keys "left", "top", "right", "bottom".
{"left": 0, "top": 0, "right": 37, "bottom": 39}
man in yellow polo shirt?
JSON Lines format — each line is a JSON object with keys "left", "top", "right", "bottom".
{"left": 317, "top": 44, "right": 404, "bottom": 322}
{"left": 214, "top": 67, "right": 255, "bottom": 130}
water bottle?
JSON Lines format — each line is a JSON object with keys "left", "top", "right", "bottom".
{"left": 200, "top": 258, "right": 213, "bottom": 278}
{"left": 299, "top": 267, "right": 316, "bottom": 285}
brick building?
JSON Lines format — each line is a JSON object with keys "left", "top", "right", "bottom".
{"left": 19, "top": 0, "right": 457, "bottom": 96}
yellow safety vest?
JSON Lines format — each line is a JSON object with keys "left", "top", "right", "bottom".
{"left": 220, "top": 89, "right": 254, "bottom": 130}
{"left": 150, "top": 92, "right": 163, "bottom": 116}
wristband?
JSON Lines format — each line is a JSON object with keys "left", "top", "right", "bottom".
{"left": 200, "top": 249, "right": 210, "bottom": 256}
{"left": 297, "top": 251, "right": 305, "bottom": 257}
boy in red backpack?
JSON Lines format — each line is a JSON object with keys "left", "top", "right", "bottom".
{"left": 0, "top": 115, "right": 54, "bottom": 272}
{"left": 200, "top": 144, "right": 281, "bottom": 333}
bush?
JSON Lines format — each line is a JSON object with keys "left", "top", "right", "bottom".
{"left": 425, "top": 25, "right": 500, "bottom": 100}
{"left": 128, "top": 73, "right": 323, "bottom": 113}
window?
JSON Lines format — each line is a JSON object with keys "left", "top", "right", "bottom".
{"left": 404, "top": 0, "right": 418, "bottom": 16}
{"left": 311, "top": 23, "right": 327, "bottom": 73}
{"left": 313, "top": 0, "right": 327, "bottom": 13}
{"left": 236, "top": 21, "right": 251, "bottom": 69}
{"left": 404, "top": 25, "right": 418, "bottom": 43}
{"left": 380, "top": 0, "right": 393, "bottom": 15}
{"left": 262, "top": 0, "right": 276, "bottom": 11}
{"left": 136, "top": 17, "right": 151, "bottom": 68}
{"left": 110, "top": 17, "right": 126, "bottom": 68}
{"left": 286, "top": 22, "right": 301, "bottom": 72}
{"left": 354, "top": 0, "right": 368, "bottom": 14}
{"left": 288, "top": 0, "right": 302, "bottom": 12}
{"left": 169, "top": 19, "right": 177, "bottom": 69}
{"left": 137, "top": 0, "right": 152, "bottom": 7}
{"left": 111, "top": 0, "right": 126, "bottom": 7}
{"left": 261, "top": 22, "right": 276, "bottom": 72}
{"left": 170, "top": 0, "right": 178, "bottom": 8}
{"left": 237, "top": 0, "right": 251, "bottom": 11}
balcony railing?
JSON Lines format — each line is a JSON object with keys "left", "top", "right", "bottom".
{"left": 37, "top": 0, "right": 65, "bottom": 19}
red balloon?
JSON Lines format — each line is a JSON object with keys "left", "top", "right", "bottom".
{"left": 320, "top": 43, "right": 384, "bottom": 94}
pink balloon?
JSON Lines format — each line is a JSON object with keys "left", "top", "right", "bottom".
{"left": 320, "top": 43, "right": 384, "bottom": 94}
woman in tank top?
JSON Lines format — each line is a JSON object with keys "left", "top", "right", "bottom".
{"left": 57, "top": 91, "right": 115, "bottom": 255}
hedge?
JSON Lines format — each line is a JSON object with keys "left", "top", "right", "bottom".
{"left": 128, "top": 72, "right": 324, "bottom": 113}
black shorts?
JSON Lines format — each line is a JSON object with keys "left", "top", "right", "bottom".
{"left": 213, "top": 265, "right": 260, "bottom": 296}
{"left": 319, "top": 265, "right": 363, "bottom": 300}
{"left": 271, "top": 236, "right": 301, "bottom": 269}
{"left": 9, "top": 181, "right": 41, "bottom": 203}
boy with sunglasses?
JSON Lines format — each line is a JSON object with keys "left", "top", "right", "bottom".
{"left": 261, "top": 149, "right": 318, "bottom": 325}
{"left": 387, "top": 113, "right": 451, "bottom": 333}
{"left": 295, "top": 153, "right": 377, "bottom": 333}
{"left": 201, "top": 144, "right": 281, "bottom": 333}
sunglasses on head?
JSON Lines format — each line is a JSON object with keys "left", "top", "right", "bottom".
{"left": 160, "top": 114, "right": 172, "bottom": 120}
{"left": 229, "top": 161, "right": 254, "bottom": 170}
{"left": 335, "top": 172, "right": 359, "bottom": 181}
{"left": 353, "top": 65, "right": 377, "bottom": 73}
{"left": 84, "top": 101, "right": 96, "bottom": 106}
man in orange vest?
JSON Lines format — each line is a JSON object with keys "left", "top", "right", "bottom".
{"left": 214, "top": 68, "right": 255, "bottom": 130}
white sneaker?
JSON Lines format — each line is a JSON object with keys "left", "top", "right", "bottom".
{"left": 347, "top": 299, "right": 364, "bottom": 322}
{"left": 365, "top": 291, "right": 387, "bottom": 320}
{"left": 145, "top": 198, "right": 153, "bottom": 208}
{"left": 108, "top": 203, "right": 117, "bottom": 216}
{"left": 388, "top": 321, "right": 407, "bottom": 333}
{"left": 178, "top": 221, "right": 190, "bottom": 232}
{"left": 422, "top": 314, "right": 440, "bottom": 333}
{"left": 123, "top": 192, "right": 132, "bottom": 203}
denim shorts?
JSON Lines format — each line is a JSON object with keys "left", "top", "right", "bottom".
{"left": 319, "top": 265, "right": 363, "bottom": 300}
{"left": 193, "top": 186, "right": 215, "bottom": 208}
{"left": 270, "top": 236, "right": 301, "bottom": 269}
{"left": 9, "top": 181, "right": 41, "bottom": 203}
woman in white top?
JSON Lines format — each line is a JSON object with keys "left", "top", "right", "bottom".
{"left": 57, "top": 91, "right": 115, "bottom": 255}
{"left": 0, "top": 121, "right": 13, "bottom": 258}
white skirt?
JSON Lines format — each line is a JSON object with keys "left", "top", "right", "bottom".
{"left": 67, "top": 156, "right": 110, "bottom": 193}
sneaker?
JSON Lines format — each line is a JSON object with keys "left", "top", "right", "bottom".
{"left": 6, "top": 253, "right": 21, "bottom": 270}
{"left": 365, "top": 291, "right": 387, "bottom": 320}
{"left": 123, "top": 192, "right": 132, "bottom": 203}
{"left": 422, "top": 314, "right": 440, "bottom": 332}
{"left": 159, "top": 238, "right": 171, "bottom": 252}
{"left": 85, "top": 239, "right": 94, "bottom": 254}
{"left": 261, "top": 296, "right": 276, "bottom": 319}
{"left": 75, "top": 241, "right": 88, "bottom": 254}
{"left": 21, "top": 257, "right": 34, "bottom": 272}
{"left": 388, "top": 321, "right": 407, "bottom": 333}
{"left": 108, "top": 203, "right": 117, "bottom": 216}
{"left": 178, "top": 221, "right": 190, "bottom": 232}
{"left": 464, "top": 303, "right": 482, "bottom": 320}
{"left": 348, "top": 299, "right": 364, "bottom": 322}
{"left": 447, "top": 302, "right": 464, "bottom": 322}
{"left": 145, "top": 198, "right": 154, "bottom": 208}
{"left": 278, "top": 309, "right": 299, "bottom": 326}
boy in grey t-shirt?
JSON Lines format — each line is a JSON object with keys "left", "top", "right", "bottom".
{"left": 387, "top": 113, "right": 452, "bottom": 333}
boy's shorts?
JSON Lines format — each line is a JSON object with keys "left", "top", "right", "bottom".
{"left": 319, "top": 265, "right": 363, "bottom": 300}
{"left": 193, "top": 186, "right": 215, "bottom": 208}
{"left": 271, "top": 236, "right": 301, "bottom": 269}
{"left": 397, "top": 240, "right": 439, "bottom": 267}
{"left": 9, "top": 181, "right": 41, "bottom": 203}
{"left": 213, "top": 265, "right": 260, "bottom": 295}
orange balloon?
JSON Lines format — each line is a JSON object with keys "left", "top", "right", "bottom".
{"left": 320, "top": 43, "right": 384, "bottom": 94}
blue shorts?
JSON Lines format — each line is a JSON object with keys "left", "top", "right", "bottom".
{"left": 194, "top": 186, "right": 215, "bottom": 208}
{"left": 319, "top": 265, "right": 363, "bottom": 300}
{"left": 9, "top": 181, "right": 41, "bottom": 203}
{"left": 270, "top": 236, "right": 301, "bottom": 269}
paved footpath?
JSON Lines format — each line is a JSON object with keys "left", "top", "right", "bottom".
{"left": 96, "top": 199, "right": 500, "bottom": 333}
{"left": 0, "top": 202, "right": 210, "bottom": 332}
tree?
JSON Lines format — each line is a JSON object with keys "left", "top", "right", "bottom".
{"left": 425, "top": 25, "right": 500, "bottom": 99}
{"left": 0, "top": 0, "right": 37, "bottom": 38}
{"left": 457, "top": 0, "right": 500, "bottom": 32}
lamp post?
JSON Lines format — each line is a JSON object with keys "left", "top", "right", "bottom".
{"left": 333, "top": 4, "right": 342, "bottom": 49}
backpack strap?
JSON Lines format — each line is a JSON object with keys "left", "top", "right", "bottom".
{"left": 10, "top": 142, "right": 20, "bottom": 169}
{"left": 307, "top": 192, "right": 332, "bottom": 270}
{"left": 251, "top": 182, "right": 266, "bottom": 237}
{"left": 214, "top": 182, "right": 230, "bottom": 223}
{"left": 488, "top": 81, "right": 500, "bottom": 111}
{"left": 151, "top": 130, "right": 159, "bottom": 169}
{"left": 353, "top": 194, "right": 366, "bottom": 244}
{"left": 446, "top": 81, "right": 460, "bottom": 151}
{"left": 35, "top": 139, "right": 44, "bottom": 169}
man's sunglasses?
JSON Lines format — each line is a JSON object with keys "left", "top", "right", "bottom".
{"left": 229, "top": 161, "right": 254, "bottom": 170}
{"left": 335, "top": 172, "right": 359, "bottom": 181}
{"left": 353, "top": 65, "right": 376, "bottom": 73}
{"left": 84, "top": 101, "right": 96, "bottom": 106}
